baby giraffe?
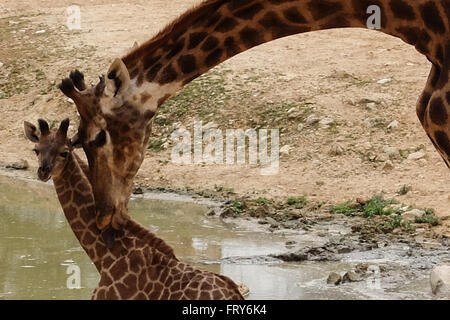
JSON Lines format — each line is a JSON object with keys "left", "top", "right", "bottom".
{"left": 23, "top": 118, "right": 244, "bottom": 300}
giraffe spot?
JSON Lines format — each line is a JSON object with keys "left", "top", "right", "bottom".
{"left": 205, "top": 12, "right": 221, "bottom": 28}
{"left": 415, "top": 30, "right": 432, "bottom": 55}
{"left": 99, "top": 273, "right": 113, "bottom": 287}
{"left": 129, "top": 67, "right": 139, "bottom": 79}
{"left": 389, "top": 0, "right": 415, "bottom": 20}
{"left": 158, "top": 64, "right": 178, "bottom": 84}
{"left": 102, "top": 256, "right": 115, "bottom": 269}
{"left": 259, "top": 11, "right": 310, "bottom": 39}
{"left": 185, "top": 288, "right": 198, "bottom": 299}
{"left": 105, "top": 287, "right": 119, "bottom": 300}
{"left": 143, "top": 54, "right": 161, "bottom": 70}
{"left": 109, "top": 257, "right": 128, "bottom": 278}
{"left": 160, "top": 288, "right": 170, "bottom": 300}
{"left": 123, "top": 273, "right": 138, "bottom": 290}
{"left": 234, "top": 2, "right": 264, "bottom": 20}
{"left": 436, "top": 44, "right": 444, "bottom": 64}
{"left": 95, "top": 288, "right": 107, "bottom": 300}
{"left": 446, "top": 91, "right": 450, "bottom": 105}
{"left": 420, "top": 2, "right": 446, "bottom": 34}
{"left": 308, "top": 0, "right": 343, "bottom": 20}
{"left": 59, "top": 190, "right": 72, "bottom": 205}
{"left": 82, "top": 231, "right": 96, "bottom": 246}
{"left": 199, "top": 291, "right": 210, "bottom": 299}
{"left": 116, "top": 282, "right": 136, "bottom": 300}
{"left": 228, "top": 0, "right": 253, "bottom": 11}
{"left": 134, "top": 292, "right": 147, "bottom": 300}
{"left": 188, "top": 32, "right": 208, "bottom": 49}
{"left": 129, "top": 251, "right": 145, "bottom": 273}
{"left": 215, "top": 17, "right": 238, "bottom": 33}
{"left": 395, "top": 27, "right": 420, "bottom": 45}
{"left": 177, "top": 54, "right": 197, "bottom": 75}
{"left": 320, "top": 16, "right": 349, "bottom": 29}
{"left": 200, "top": 282, "right": 213, "bottom": 291}
{"left": 417, "top": 92, "right": 431, "bottom": 123}
{"left": 140, "top": 93, "right": 152, "bottom": 104}
{"left": 435, "top": 130, "right": 450, "bottom": 156}
{"left": 166, "top": 38, "right": 185, "bottom": 60}
{"left": 170, "top": 281, "right": 182, "bottom": 291}
{"left": 224, "top": 36, "right": 240, "bottom": 57}
{"left": 283, "top": 7, "right": 308, "bottom": 24}
{"left": 212, "top": 289, "right": 222, "bottom": 299}
{"left": 146, "top": 63, "right": 163, "bottom": 82}
{"left": 205, "top": 48, "right": 223, "bottom": 67}
{"left": 239, "top": 27, "right": 264, "bottom": 48}
{"left": 429, "top": 97, "right": 448, "bottom": 125}
{"left": 138, "top": 272, "right": 147, "bottom": 291}
{"left": 201, "top": 36, "right": 219, "bottom": 52}
{"left": 171, "top": 291, "right": 183, "bottom": 299}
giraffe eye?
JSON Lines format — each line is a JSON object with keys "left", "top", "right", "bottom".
{"left": 60, "top": 151, "right": 69, "bottom": 158}
{"left": 33, "top": 148, "right": 39, "bottom": 156}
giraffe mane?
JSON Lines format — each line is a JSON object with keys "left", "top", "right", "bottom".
{"left": 122, "top": 0, "right": 226, "bottom": 67}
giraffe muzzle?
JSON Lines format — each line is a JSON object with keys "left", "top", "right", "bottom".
{"left": 37, "top": 166, "right": 52, "bottom": 182}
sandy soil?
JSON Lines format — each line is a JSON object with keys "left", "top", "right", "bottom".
{"left": 0, "top": 1, "right": 449, "bottom": 235}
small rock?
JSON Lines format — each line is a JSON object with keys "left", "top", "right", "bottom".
{"left": 377, "top": 78, "right": 392, "bottom": 84}
{"left": 355, "top": 263, "right": 369, "bottom": 274}
{"left": 363, "top": 117, "right": 382, "bottom": 128}
{"left": 265, "top": 217, "right": 279, "bottom": 227}
{"left": 366, "top": 102, "right": 377, "bottom": 111}
{"left": 402, "top": 209, "right": 425, "bottom": 222}
{"left": 287, "top": 107, "right": 297, "bottom": 114}
{"left": 430, "top": 264, "right": 450, "bottom": 297}
{"left": 408, "top": 151, "right": 426, "bottom": 160}
{"left": 0, "top": 62, "right": 3, "bottom": 68}
{"left": 342, "top": 270, "right": 361, "bottom": 283}
{"left": 305, "top": 114, "right": 320, "bottom": 125}
{"left": 67, "top": 98, "right": 74, "bottom": 104}
{"left": 220, "top": 208, "right": 236, "bottom": 218}
{"left": 35, "top": 29, "right": 46, "bottom": 34}
{"left": 383, "top": 146, "right": 400, "bottom": 159}
{"left": 383, "top": 160, "right": 394, "bottom": 171}
{"left": 297, "top": 123, "right": 304, "bottom": 131}
{"left": 387, "top": 120, "right": 399, "bottom": 130}
{"left": 319, "top": 117, "right": 334, "bottom": 128}
{"left": 327, "top": 272, "right": 342, "bottom": 285}
{"left": 6, "top": 159, "right": 29, "bottom": 170}
{"left": 132, "top": 186, "right": 143, "bottom": 195}
{"left": 206, "top": 208, "right": 217, "bottom": 216}
{"left": 280, "top": 145, "right": 292, "bottom": 155}
{"left": 254, "top": 205, "right": 268, "bottom": 218}
{"left": 329, "top": 144, "right": 344, "bottom": 156}
{"left": 418, "top": 158, "right": 428, "bottom": 167}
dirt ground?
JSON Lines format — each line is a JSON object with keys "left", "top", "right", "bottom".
{"left": 0, "top": 1, "right": 449, "bottom": 235}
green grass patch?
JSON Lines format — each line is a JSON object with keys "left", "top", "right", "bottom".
{"left": 287, "top": 196, "right": 308, "bottom": 209}
{"left": 330, "top": 201, "right": 358, "bottom": 216}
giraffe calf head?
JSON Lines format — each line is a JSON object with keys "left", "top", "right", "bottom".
{"left": 23, "top": 119, "right": 73, "bottom": 182}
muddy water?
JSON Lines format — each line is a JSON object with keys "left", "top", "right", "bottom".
{"left": 0, "top": 174, "right": 440, "bottom": 300}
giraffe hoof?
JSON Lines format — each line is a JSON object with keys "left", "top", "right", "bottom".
{"left": 101, "top": 226, "right": 117, "bottom": 248}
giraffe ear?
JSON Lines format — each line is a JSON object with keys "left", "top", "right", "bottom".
{"left": 70, "top": 133, "right": 82, "bottom": 149}
{"left": 24, "top": 121, "right": 40, "bottom": 142}
{"left": 106, "top": 58, "right": 130, "bottom": 97}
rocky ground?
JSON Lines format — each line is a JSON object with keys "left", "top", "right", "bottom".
{"left": 0, "top": 0, "right": 449, "bottom": 240}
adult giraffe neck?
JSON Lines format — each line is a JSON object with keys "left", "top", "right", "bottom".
{"left": 122, "top": 0, "right": 443, "bottom": 98}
